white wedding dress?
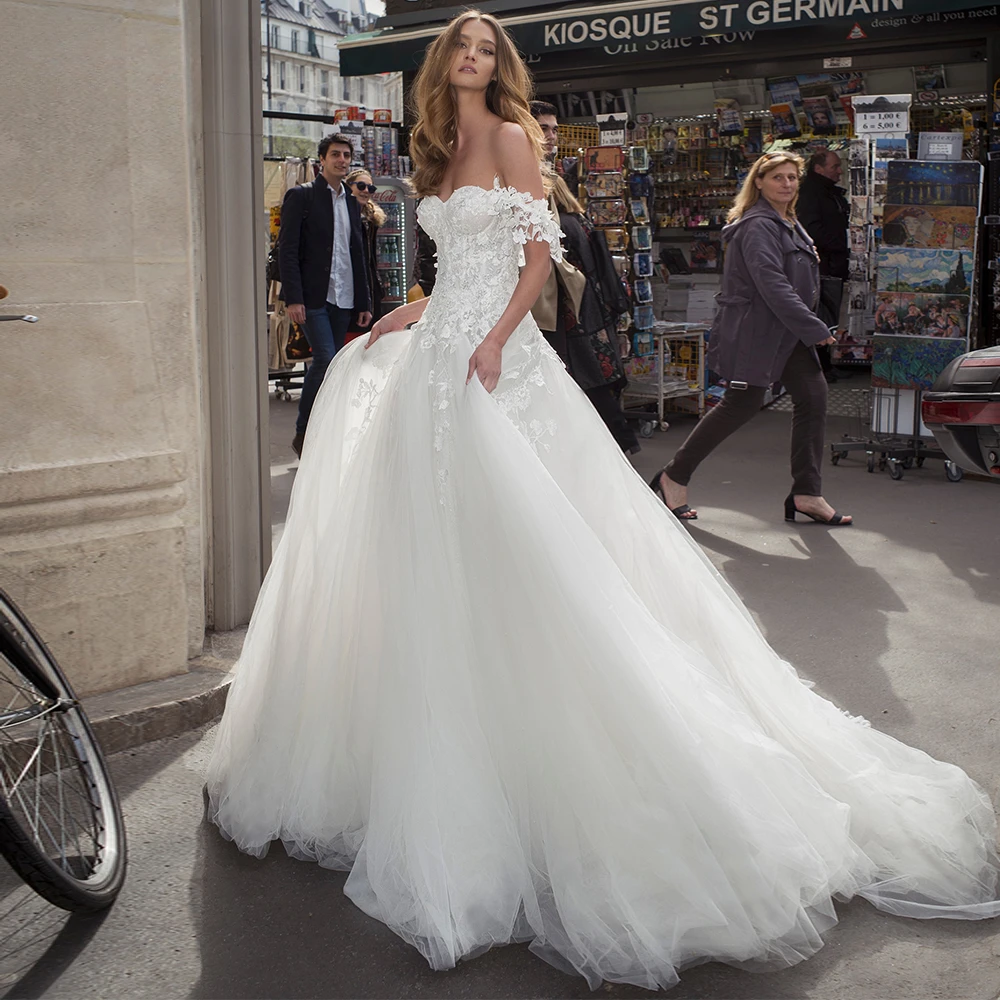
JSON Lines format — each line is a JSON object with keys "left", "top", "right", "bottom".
{"left": 207, "top": 180, "right": 999, "bottom": 990}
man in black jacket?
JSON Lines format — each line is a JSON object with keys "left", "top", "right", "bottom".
{"left": 279, "top": 132, "right": 371, "bottom": 455}
{"left": 797, "top": 149, "right": 848, "bottom": 382}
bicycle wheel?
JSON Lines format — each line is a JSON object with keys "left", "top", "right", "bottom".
{"left": 0, "top": 589, "right": 126, "bottom": 911}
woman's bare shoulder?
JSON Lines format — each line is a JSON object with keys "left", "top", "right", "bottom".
{"left": 490, "top": 119, "right": 532, "bottom": 152}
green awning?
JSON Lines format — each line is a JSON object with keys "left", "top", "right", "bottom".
{"left": 339, "top": 0, "right": 999, "bottom": 76}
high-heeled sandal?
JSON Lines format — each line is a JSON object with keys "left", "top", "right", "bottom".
{"left": 650, "top": 471, "right": 698, "bottom": 521}
{"left": 784, "top": 495, "right": 852, "bottom": 526}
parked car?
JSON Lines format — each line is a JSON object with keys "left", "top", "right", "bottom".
{"left": 921, "top": 345, "right": 1000, "bottom": 479}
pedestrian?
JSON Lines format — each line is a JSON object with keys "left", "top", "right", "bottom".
{"left": 207, "top": 12, "right": 1000, "bottom": 992}
{"left": 278, "top": 132, "right": 371, "bottom": 457}
{"left": 344, "top": 168, "right": 385, "bottom": 341}
{"left": 797, "top": 148, "right": 849, "bottom": 382}
{"left": 541, "top": 171, "right": 639, "bottom": 453}
{"left": 529, "top": 99, "right": 559, "bottom": 163}
{"left": 651, "top": 151, "right": 852, "bottom": 526}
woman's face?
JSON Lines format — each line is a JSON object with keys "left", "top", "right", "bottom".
{"left": 756, "top": 163, "right": 799, "bottom": 212}
{"left": 350, "top": 173, "right": 374, "bottom": 207}
{"left": 449, "top": 18, "right": 497, "bottom": 93}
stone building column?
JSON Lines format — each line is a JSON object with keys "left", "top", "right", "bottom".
{"left": 0, "top": 0, "right": 267, "bottom": 693}
{"left": 200, "top": 0, "right": 271, "bottom": 630}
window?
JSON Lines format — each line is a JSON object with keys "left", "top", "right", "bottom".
{"left": 290, "top": 30, "right": 299, "bottom": 53}
{"left": 342, "top": 75, "right": 350, "bottom": 101}
{"left": 308, "top": 28, "right": 320, "bottom": 57}
{"left": 358, "top": 78, "right": 365, "bottom": 104}
{"left": 269, "top": 25, "right": 279, "bottom": 49}
{"left": 320, "top": 70, "right": 329, "bottom": 98}
{"left": 299, "top": 65, "right": 306, "bottom": 92}
{"left": 278, "top": 62, "right": 286, "bottom": 89}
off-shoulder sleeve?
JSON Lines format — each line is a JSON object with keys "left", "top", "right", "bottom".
{"left": 494, "top": 183, "right": 564, "bottom": 263}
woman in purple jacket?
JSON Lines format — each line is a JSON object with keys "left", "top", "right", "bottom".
{"left": 652, "top": 151, "right": 852, "bottom": 526}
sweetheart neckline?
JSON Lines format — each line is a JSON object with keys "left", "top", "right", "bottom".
{"left": 430, "top": 177, "right": 501, "bottom": 206}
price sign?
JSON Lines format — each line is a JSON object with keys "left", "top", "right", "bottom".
{"left": 852, "top": 95, "right": 911, "bottom": 136}
{"left": 856, "top": 110, "right": 909, "bottom": 133}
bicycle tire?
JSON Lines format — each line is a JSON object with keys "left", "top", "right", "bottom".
{"left": 0, "top": 589, "right": 126, "bottom": 911}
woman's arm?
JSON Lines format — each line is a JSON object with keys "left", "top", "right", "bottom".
{"left": 739, "top": 220, "right": 833, "bottom": 346}
{"left": 365, "top": 296, "right": 430, "bottom": 349}
{"left": 467, "top": 123, "right": 553, "bottom": 392}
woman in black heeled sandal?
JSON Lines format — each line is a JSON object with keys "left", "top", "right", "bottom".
{"left": 650, "top": 151, "right": 852, "bottom": 527}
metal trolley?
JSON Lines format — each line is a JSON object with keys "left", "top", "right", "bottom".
{"left": 623, "top": 324, "right": 707, "bottom": 437}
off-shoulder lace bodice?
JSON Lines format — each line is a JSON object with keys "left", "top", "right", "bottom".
{"left": 417, "top": 179, "right": 562, "bottom": 340}
{"left": 407, "top": 179, "right": 567, "bottom": 465}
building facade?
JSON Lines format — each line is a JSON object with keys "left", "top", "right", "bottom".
{"left": 262, "top": 0, "right": 403, "bottom": 157}
{"left": 0, "top": 0, "right": 272, "bottom": 696}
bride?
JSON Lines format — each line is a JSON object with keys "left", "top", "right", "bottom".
{"left": 207, "top": 9, "right": 1000, "bottom": 990}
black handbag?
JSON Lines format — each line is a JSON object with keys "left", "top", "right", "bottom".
{"left": 816, "top": 275, "right": 843, "bottom": 329}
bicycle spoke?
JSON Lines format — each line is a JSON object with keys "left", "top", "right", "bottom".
{"left": 0, "top": 711, "right": 104, "bottom": 881}
{"left": 31, "top": 726, "right": 99, "bottom": 876}
{"left": 0, "top": 596, "right": 126, "bottom": 908}
{"left": 49, "top": 725, "right": 95, "bottom": 875}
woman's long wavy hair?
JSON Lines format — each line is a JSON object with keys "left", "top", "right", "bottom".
{"left": 345, "top": 169, "right": 386, "bottom": 227}
{"left": 408, "top": 10, "right": 545, "bottom": 198}
{"left": 547, "top": 171, "right": 584, "bottom": 216}
{"left": 728, "top": 151, "right": 805, "bottom": 222}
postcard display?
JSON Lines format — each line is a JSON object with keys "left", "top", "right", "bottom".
{"left": 837, "top": 94, "right": 984, "bottom": 467}
{"left": 582, "top": 145, "right": 656, "bottom": 350}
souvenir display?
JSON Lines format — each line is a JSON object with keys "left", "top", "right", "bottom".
{"left": 603, "top": 228, "right": 627, "bottom": 252}
{"left": 881, "top": 205, "right": 977, "bottom": 250}
{"left": 633, "top": 252, "right": 653, "bottom": 277}
{"left": 714, "top": 98, "right": 744, "bottom": 136}
{"left": 689, "top": 240, "right": 723, "bottom": 272}
{"left": 769, "top": 103, "right": 801, "bottom": 138}
{"left": 629, "top": 146, "right": 649, "bottom": 172}
{"left": 871, "top": 335, "right": 967, "bottom": 390}
{"left": 874, "top": 248, "right": 971, "bottom": 338}
{"left": 632, "top": 225, "right": 652, "bottom": 250}
{"left": 633, "top": 304, "right": 655, "bottom": 330}
{"left": 630, "top": 198, "right": 649, "bottom": 223}
{"left": 583, "top": 146, "right": 624, "bottom": 173}
{"left": 585, "top": 172, "right": 625, "bottom": 198}
{"left": 587, "top": 199, "right": 627, "bottom": 227}
{"left": 629, "top": 173, "right": 656, "bottom": 199}
{"left": 802, "top": 96, "right": 836, "bottom": 134}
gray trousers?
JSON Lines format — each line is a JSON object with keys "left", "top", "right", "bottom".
{"left": 666, "top": 342, "right": 827, "bottom": 497}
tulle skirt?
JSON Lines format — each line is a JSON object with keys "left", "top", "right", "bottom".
{"left": 207, "top": 320, "right": 1000, "bottom": 990}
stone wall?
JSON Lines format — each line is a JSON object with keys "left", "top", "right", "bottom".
{"left": 0, "top": 0, "right": 209, "bottom": 694}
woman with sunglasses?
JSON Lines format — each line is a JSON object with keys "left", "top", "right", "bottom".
{"left": 345, "top": 169, "right": 385, "bottom": 338}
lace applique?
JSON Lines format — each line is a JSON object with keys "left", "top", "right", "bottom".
{"left": 413, "top": 181, "right": 569, "bottom": 495}
{"left": 493, "top": 324, "right": 561, "bottom": 454}
{"left": 488, "top": 179, "right": 564, "bottom": 264}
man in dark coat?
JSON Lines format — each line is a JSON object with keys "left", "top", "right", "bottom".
{"left": 279, "top": 132, "right": 371, "bottom": 456}
{"left": 797, "top": 149, "right": 849, "bottom": 381}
